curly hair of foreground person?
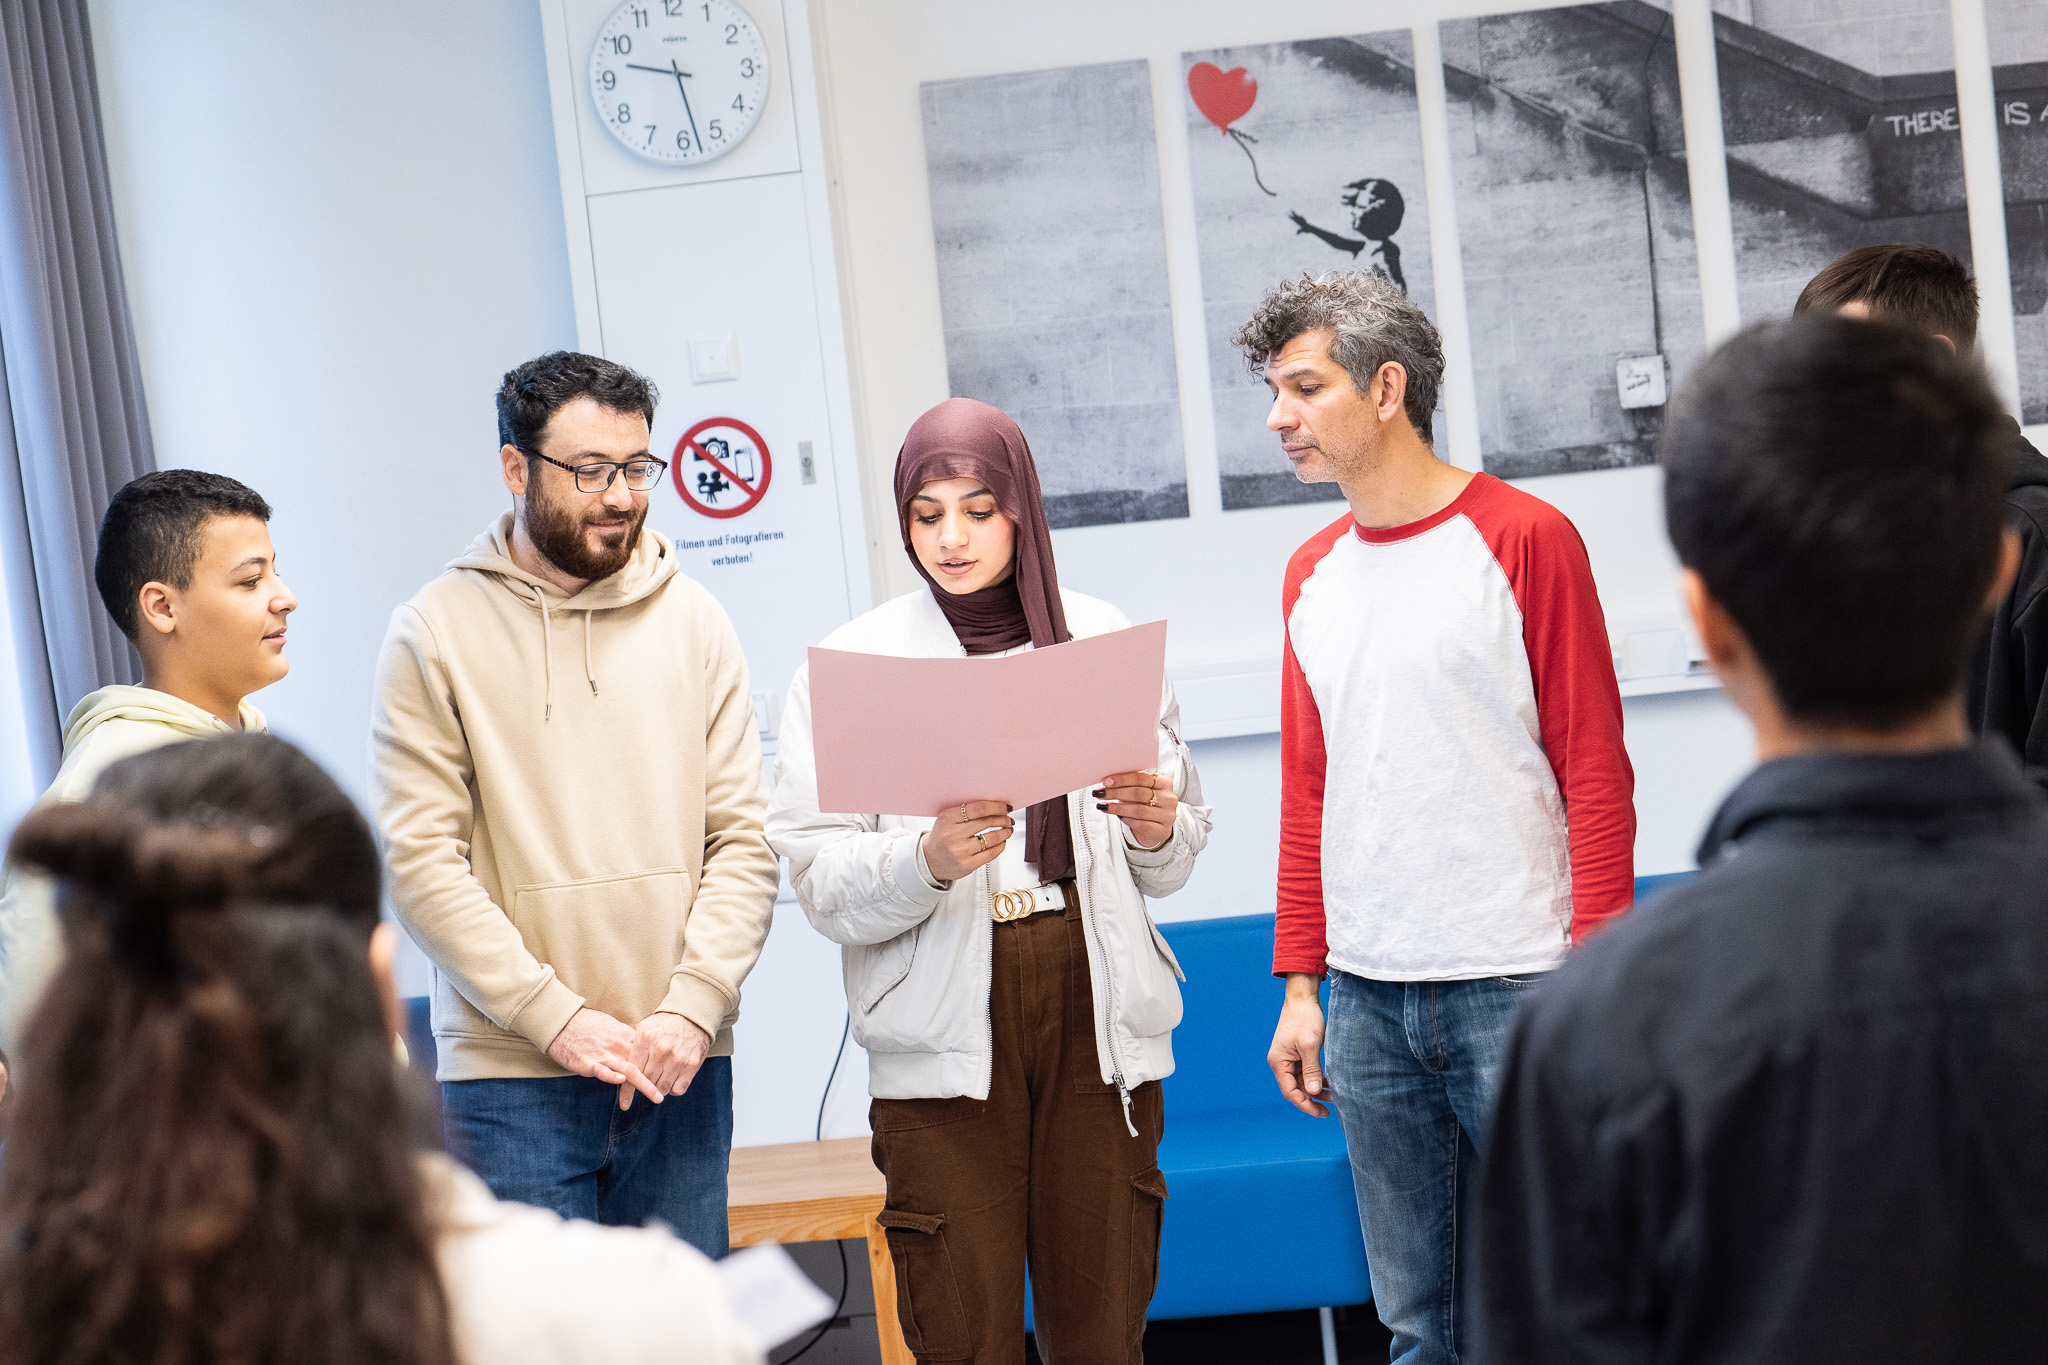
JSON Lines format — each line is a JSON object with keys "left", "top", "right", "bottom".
{"left": 0, "top": 733, "right": 457, "bottom": 1365}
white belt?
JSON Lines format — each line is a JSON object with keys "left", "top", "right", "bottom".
{"left": 990, "top": 882, "right": 1067, "bottom": 923}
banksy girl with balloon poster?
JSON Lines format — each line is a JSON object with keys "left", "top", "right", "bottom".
{"left": 1183, "top": 33, "right": 1436, "bottom": 511}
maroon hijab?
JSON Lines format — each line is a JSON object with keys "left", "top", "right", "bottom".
{"left": 896, "top": 398, "right": 1074, "bottom": 880}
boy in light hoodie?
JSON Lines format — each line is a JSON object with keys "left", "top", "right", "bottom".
{"left": 0, "top": 469, "right": 295, "bottom": 1068}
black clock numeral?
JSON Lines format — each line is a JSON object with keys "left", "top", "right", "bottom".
{"left": 615, "top": 103, "right": 631, "bottom": 123}
{"left": 676, "top": 129, "right": 694, "bottom": 151}
{"left": 600, "top": 69, "right": 616, "bottom": 90}
{"left": 608, "top": 33, "right": 631, "bottom": 54}
{"left": 631, "top": 6, "right": 648, "bottom": 26}
{"left": 701, "top": 3, "right": 710, "bottom": 19}
{"left": 708, "top": 118, "right": 723, "bottom": 141}
{"left": 731, "top": 93, "right": 744, "bottom": 111}
{"left": 663, "top": 0, "right": 683, "bottom": 14}
{"left": 643, "top": 124, "right": 656, "bottom": 146}
{"left": 739, "top": 57, "right": 755, "bottom": 77}
{"left": 725, "top": 22, "right": 738, "bottom": 43}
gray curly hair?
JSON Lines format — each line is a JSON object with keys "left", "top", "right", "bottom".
{"left": 1232, "top": 270, "right": 1445, "bottom": 445}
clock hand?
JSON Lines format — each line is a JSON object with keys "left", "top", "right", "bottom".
{"left": 624, "top": 62, "right": 692, "bottom": 77}
{"left": 667, "top": 59, "right": 704, "bottom": 151}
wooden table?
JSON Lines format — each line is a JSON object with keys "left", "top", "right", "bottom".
{"left": 729, "top": 1138, "right": 912, "bottom": 1365}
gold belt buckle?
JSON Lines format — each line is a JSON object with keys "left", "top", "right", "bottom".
{"left": 991, "top": 888, "right": 1037, "bottom": 923}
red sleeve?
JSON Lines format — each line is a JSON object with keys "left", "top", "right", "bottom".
{"left": 1274, "top": 521, "right": 1347, "bottom": 977}
{"left": 1482, "top": 486, "right": 1637, "bottom": 943}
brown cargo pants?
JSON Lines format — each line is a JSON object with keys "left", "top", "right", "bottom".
{"left": 869, "top": 891, "right": 1168, "bottom": 1364}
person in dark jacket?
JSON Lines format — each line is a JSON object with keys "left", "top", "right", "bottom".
{"left": 1471, "top": 314, "right": 2048, "bottom": 1363}
{"left": 1795, "top": 243, "right": 2048, "bottom": 782}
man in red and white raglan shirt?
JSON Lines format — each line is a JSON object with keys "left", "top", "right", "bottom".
{"left": 1243, "top": 271, "right": 1635, "bottom": 1365}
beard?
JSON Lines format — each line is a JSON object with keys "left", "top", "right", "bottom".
{"left": 523, "top": 475, "right": 646, "bottom": 583}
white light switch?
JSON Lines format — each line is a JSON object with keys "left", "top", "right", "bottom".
{"left": 751, "top": 689, "right": 780, "bottom": 741}
{"left": 1615, "top": 354, "right": 1667, "bottom": 410}
{"left": 690, "top": 332, "right": 739, "bottom": 384}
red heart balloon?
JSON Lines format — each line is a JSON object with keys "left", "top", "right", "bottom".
{"left": 1188, "top": 62, "right": 1257, "bottom": 131}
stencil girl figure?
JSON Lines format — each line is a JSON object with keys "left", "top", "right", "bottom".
{"left": 1290, "top": 177, "right": 1407, "bottom": 291}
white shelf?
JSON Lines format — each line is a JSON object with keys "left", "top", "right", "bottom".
{"left": 1618, "top": 669, "right": 1722, "bottom": 699}
{"left": 1169, "top": 659, "right": 1281, "bottom": 742}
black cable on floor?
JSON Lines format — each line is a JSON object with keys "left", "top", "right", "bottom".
{"left": 781, "top": 1012, "right": 857, "bottom": 1364}
{"left": 778, "top": 1220, "right": 849, "bottom": 1362}
{"left": 815, "top": 1012, "right": 850, "bottom": 1142}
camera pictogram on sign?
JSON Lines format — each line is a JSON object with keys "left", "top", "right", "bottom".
{"left": 673, "top": 417, "right": 772, "bottom": 520}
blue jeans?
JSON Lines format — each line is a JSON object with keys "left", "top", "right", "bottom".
{"left": 441, "top": 1057, "right": 733, "bottom": 1259}
{"left": 1325, "top": 971, "right": 1541, "bottom": 1365}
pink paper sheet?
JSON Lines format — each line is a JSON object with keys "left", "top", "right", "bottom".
{"left": 808, "top": 620, "right": 1168, "bottom": 817}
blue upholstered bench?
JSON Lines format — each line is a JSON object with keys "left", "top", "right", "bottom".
{"left": 1143, "top": 871, "right": 1697, "bottom": 1323}
{"left": 1147, "top": 913, "right": 1369, "bottom": 1319}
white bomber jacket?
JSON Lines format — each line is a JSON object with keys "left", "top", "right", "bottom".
{"left": 766, "top": 588, "right": 1211, "bottom": 1113}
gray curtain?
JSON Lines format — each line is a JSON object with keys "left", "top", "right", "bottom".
{"left": 0, "top": 0, "right": 152, "bottom": 786}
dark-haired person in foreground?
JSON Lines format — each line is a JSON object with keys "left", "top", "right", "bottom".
{"left": 373, "top": 351, "right": 777, "bottom": 1257}
{"left": 0, "top": 733, "right": 761, "bottom": 1365}
{"left": 1797, "top": 243, "right": 2048, "bottom": 782}
{"left": 1244, "top": 270, "right": 1635, "bottom": 1365}
{"left": 0, "top": 469, "right": 292, "bottom": 1075}
{"left": 1473, "top": 314, "right": 2048, "bottom": 1362}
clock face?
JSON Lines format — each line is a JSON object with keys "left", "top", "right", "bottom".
{"left": 589, "top": 0, "right": 770, "bottom": 165}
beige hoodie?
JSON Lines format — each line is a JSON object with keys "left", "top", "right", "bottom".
{"left": 0, "top": 687, "right": 266, "bottom": 1051}
{"left": 371, "top": 513, "right": 778, "bottom": 1082}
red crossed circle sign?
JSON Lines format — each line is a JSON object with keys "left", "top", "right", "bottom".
{"left": 673, "top": 417, "right": 772, "bottom": 519}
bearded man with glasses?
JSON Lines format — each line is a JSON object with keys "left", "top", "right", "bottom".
{"left": 371, "top": 350, "right": 778, "bottom": 1258}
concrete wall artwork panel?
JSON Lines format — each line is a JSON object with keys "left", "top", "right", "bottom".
{"left": 1441, "top": 2, "right": 1701, "bottom": 481}
{"left": 1715, "top": 0, "right": 1969, "bottom": 329}
{"left": 1181, "top": 32, "right": 1435, "bottom": 511}
{"left": 920, "top": 60, "right": 1187, "bottom": 529}
{"left": 1989, "top": 0, "right": 2048, "bottom": 423}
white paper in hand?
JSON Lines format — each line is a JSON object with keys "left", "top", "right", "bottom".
{"left": 715, "top": 1244, "right": 837, "bottom": 1349}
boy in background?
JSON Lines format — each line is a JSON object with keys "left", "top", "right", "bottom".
{"left": 1797, "top": 244, "right": 2048, "bottom": 779}
{"left": 0, "top": 469, "right": 295, "bottom": 1068}
{"left": 1474, "top": 315, "right": 2048, "bottom": 1361}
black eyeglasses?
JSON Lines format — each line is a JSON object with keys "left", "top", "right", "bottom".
{"left": 526, "top": 450, "right": 669, "bottom": 493}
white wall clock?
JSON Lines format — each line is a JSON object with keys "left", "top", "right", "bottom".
{"left": 588, "top": 0, "right": 770, "bottom": 165}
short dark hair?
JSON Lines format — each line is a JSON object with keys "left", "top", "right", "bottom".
{"left": 1661, "top": 314, "right": 2010, "bottom": 728}
{"left": 1794, "top": 243, "right": 1979, "bottom": 349}
{"left": 95, "top": 470, "right": 272, "bottom": 642}
{"left": 1233, "top": 270, "right": 1444, "bottom": 445}
{"left": 495, "top": 351, "right": 658, "bottom": 455}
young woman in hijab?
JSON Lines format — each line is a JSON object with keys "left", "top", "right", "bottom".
{"left": 768, "top": 398, "right": 1211, "bottom": 1365}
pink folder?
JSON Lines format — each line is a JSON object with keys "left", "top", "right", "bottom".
{"left": 808, "top": 620, "right": 1168, "bottom": 817}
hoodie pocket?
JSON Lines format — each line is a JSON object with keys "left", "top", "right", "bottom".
{"left": 510, "top": 868, "right": 694, "bottom": 1025}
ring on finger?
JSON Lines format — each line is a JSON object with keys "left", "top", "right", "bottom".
{"left": 975, "top": 830, "right": 987, "bottom": 850}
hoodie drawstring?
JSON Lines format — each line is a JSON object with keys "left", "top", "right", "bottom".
{"left": 536, "top": 591, "right": 599, "bottom": 720}
{"left": 539, "top": 593, "right": 555, "bottom": 722}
